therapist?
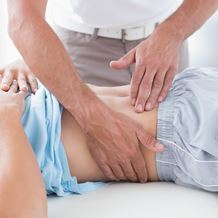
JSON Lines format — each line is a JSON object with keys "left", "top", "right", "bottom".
{"left": 3, "top": 0, "right": 218, "bottom": 182}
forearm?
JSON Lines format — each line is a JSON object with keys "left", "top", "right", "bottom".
{"left": 161, "top": 0, "right": 218, "bottom": 40}
{"left": 0, "top": 107, "right": 47, "bottom": 218}
{"left": 7, "top": 1, "right": 108, "bottom": 130}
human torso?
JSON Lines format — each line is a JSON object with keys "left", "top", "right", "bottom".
{"left": 61, "top": 99, "right": 159, "bottom": 183}
{"left": 61, "top": 109, "right": 107, "bottom": 182}
{"left": 51, "top": 0, "right": 183, "bottom": 28}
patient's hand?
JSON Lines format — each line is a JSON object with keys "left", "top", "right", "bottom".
{"left": 0, "top": 76, "right": 27, "bottom": 117}
{"left": 0, "top": 60, "right": 38, "bottom": 93}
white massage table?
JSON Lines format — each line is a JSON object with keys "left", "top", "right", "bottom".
{"left": 48, "top": 182, "right": 218, "bottom": 218}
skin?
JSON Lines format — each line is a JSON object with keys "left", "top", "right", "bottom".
{"left": 4, "top": 0, "right": 218, "bottom": 182}
{"left": 0, "top": 82, "right": 158, "bottom": 217}
{"left": 3, "top": 2, "right": 218, "bottom": 181}
{"left": 5, "top": 0, "right": 163, "bottom": 183}
{"left": 0, "top": 79, "right": 47, "bottom": 218}
{"left": 110, "top": 0, "right": 218, "bottom": 112}
{"left": 62, "top": 85, "right": 158, "bottom": 182}
{"left": 0, "top": 60, "right": 38, "bottom": 93}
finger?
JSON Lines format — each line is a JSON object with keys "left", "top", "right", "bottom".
{"left": 99, "top": 163, "right": 119, "bottom": 181}
{"left": 131, "top": 153, "right": 148, "bottom": 183}
{"left": 18, "top": 72, "right": 28, "bottom": 92}
{"left": 111, "top": 164, "right": 127, "bottom": 181}
{"left": 1, "top": 70, "right": 14, "bottom": 91}
{"left": 110, "top": 48, "right": 135, "bottom": 70}
{"left": 0, "top": 76, "right": 4, "bottom": 94}
{"left": 134, "top": 67, "right": 156, "bottom": 113}
{"left": 130, "top": 56, "right": 147, "bottom": 106}
{"left": 137, "top": 126, "right": 164, "bottom": 152}
{"left": 0, "top": 68, "right": 3, "bottom": 75}
{"left": 27, "top": 74, "right": 38, "bottom": 93}
{"left": 19, "top": 89, "right": 29, "bottom": 98}
{"left": 145, "top": 69, "right": 167, "bottom": 111}
{"left": 158, "top": 68, "right": 176, "bottom": 102}
{"left": 121, "top": 160, "right": 138, "bottom": 182}
{"left": 9, "top": 80, "right": 18, "bottom": 93}
{"left": 0, "top": 75, "right": 3, "bottom": 84}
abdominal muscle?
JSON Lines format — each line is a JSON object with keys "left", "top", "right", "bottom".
{"left": 61, "top": 95, "right": 159, "bottom": 183}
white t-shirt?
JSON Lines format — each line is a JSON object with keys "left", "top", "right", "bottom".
{"left": 52, "top": 0, "right": 183, "bottom": 29}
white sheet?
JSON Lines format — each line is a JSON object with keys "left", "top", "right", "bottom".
{"left": 48, "top": 182, "right": 218, "bottom": 218}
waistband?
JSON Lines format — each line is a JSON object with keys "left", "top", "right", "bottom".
{"left": 156, "top": 91, "right": 178, "bottom": 182}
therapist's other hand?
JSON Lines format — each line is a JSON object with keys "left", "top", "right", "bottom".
{"left": 86, "top": 108, "right": 164, "bottom": 183}
{"left": 0, "top": 60, "right": 38, "bottom": 93}
{"left": 0, "top": 76, "right": 27, "bottom": 116}
{"left": 110, "top": 24, "right": 183, "bottom": 112}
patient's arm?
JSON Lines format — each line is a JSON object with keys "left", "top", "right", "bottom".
{"left": 62, "top": 85, "right": 158, "bottom": 183}
{"left": 0, "top": 88, "right": 47, "bottom": 217}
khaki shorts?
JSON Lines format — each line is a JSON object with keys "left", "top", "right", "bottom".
{"left": 54, "top": 25, "right": 189, "bottom": 86}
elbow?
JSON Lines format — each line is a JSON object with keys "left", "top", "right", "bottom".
{"left": 8, "top": 1, "right": 46, "bottom": 42}
{"left": 8, "top": 9, "right": 26, "bottom": 43}
{"left": 8, "top": 8, "right": 45, "bottom": 48}
{"left": 8, "top": 4, "right": 37, "bottom": 43}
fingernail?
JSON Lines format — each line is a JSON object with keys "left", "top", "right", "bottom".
{"left": 131, "top": 98, "right": 136, "bottom": 105}
{"left": 155, "top": 143, "right": 164, "bottom": 151}
{"left": 158, "top": 97, "right": 163, "bottom": 102}
{"left": 145, "top": 102, "right": 152, "bottom": 111}
{"left": 2, "top": 84, "right": 9, "bottom": 90}
{"left": 140, "top": 178, "right": 147, "bottom": 183}
{"left": 22, "top": 86, "right": 28, "bottom": 92}
{"left": 136, "top": 104, "right": 143, "bottom": 112}
{"left": 33, "top": 88, "right": 37, "bottom": 93}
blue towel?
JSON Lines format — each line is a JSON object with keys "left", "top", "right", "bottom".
{"left": 22, "top": 82, "right": 105, "bottom": 196}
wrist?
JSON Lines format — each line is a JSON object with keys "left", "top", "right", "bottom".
{"left": 70, "top": 84, "right": 111, "bottom": 133}
{"left": 86, "top": 101, "right": 112, "bottom": 134}
{"left": 87, "top": 101, "right": 112, "bottom": 129}
{"left": 159, "top": 3, "right": 192, "bottom": 42}
{"left": 156, "top": 20, "right": 185, "bottom": 44}
{"left": 0, "top": 105, "right": 22, "bottom": 122}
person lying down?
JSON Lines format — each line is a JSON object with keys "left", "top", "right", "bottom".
{"left": 1, "top": 67, "right": 218, "bottom": 217}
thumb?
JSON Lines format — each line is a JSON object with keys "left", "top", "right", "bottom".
{"left": 110, "top": 48, "right": 135, "bottom": 70}
{"left": 136, "top": 126, "right": 164, "bottom": 152}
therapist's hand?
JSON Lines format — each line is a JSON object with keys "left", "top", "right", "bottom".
{"left": 86, "top": 107, "right": 164, "bottom": 183}
{"left": 110, "top": 23, "right": 183, "bottom": 112}
{"left": 0, "top": 60, "right": 38, "bottom": 93}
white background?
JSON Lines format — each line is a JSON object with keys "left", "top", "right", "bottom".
{"left": 0, "top": 0, "right": 218, "bottom": 68}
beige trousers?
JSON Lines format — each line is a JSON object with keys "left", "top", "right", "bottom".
{"left": 54, "top": 25, "right": 189, "bottom": 86}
